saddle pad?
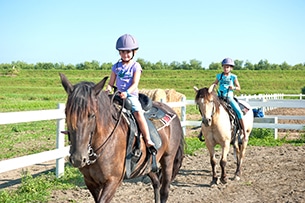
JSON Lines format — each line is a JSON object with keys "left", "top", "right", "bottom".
{"left": 150, "top": 113, "right": 176, "bottom": 131}
{"left": 238, "top": 100, "right": 250, "bottom": 115}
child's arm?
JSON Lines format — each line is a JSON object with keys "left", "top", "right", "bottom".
{"left": 233, "top": 78, "right": 241, "bottom": 91}
{"left": 129, "top": 70, "right": 141, "bottom": 93}
{"left": 106, "top": 71, "right": 116, "bottom": 93}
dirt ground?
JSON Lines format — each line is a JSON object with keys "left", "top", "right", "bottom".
{"left": 1, "top": 108, "right": 305, "bottom": 203}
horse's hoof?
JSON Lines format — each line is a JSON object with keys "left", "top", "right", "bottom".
{"left": 233, "top": 175, "right": 241, "bottom": 181}
{"left": 220, "top": 177, "right": 227, "bottom": 184}
{"left": 197, "top": 132, "right": 205, "bottom": 142}
{"left": 210, "top": 177, "right": 218, "bottom": 186}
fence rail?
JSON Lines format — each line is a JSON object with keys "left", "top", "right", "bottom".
{"left": 0, "top": 94, "right": 304, "bottom": 177}
{"left": 0, "top": 104, "right": 67, "bottom": 177}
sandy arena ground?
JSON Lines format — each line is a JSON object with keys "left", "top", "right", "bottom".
{"left": 1, "top": 108, "right": 304, "bottom": 203}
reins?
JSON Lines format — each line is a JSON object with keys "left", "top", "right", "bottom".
{"left": 86, "top": 90, "right": 125, "bottom": 165}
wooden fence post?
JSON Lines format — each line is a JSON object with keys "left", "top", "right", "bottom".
{"left": 181, "top": 97, "right": 186, "bottom": 136}
{"left": 274, "top": 117, "right": 278, "bottom": 139}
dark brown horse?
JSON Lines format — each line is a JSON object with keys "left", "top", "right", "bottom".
{"left": 60, "top": 73, "right": 184, "bottom": 203}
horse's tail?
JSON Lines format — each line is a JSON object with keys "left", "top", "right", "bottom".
{"left": 171, "top": 133, "right": 185, "bottom": 181}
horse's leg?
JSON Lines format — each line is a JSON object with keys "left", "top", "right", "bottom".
{"left": 207, "top": 146, "right": 218, "bottom": 186}
{"left": 92, "top": 179, "right": 122, "bottom": 203}
{"left": 84, "top": 179, "right": 102, "bottom": 203}
{"left": 220, "top": 141, "right": 230, "bottom": 184}
{"left": 148, "top": 172, "right": 161, "bottom": 203}
{"left": 232, "top": 142, "right": 241, "bottom": 180}
{"left": 159, "top": 157, "right": 176, "bottom": 203}
{"left": 234, "top": 139, "right": 248, "bottom": 180}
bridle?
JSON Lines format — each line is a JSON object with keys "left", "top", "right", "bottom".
{"left": 87, "top": 90, "right": 126, "bottom": 165}
{"left": 68, "top": 90, "right": 125, "bottom": 165}
{"left": 197, "top": 97, "right": 216, "bottom": 127}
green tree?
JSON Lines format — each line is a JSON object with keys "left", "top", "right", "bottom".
{"left": 208, "top": 62, "right": 221, "bottom": 70}
{"left": 280, "top": 61, "right": 291, "bottom": 70}
{"left": 244, "top": 61, "right": 254, "bottom": 70}
{"left": 34, "top": 62, "right": 54, "bottom": 69}
{"left": 189, "top": 59, "right": 203, "bottom": 70}
{"left": 0, "top": 63, "right": 12, "bottom": 70}
{"left": 180, "top": 61, "right": 191, "bottom": 70}
{"left": 75, "top": 63, "right": 84, "bottom": 70}
{"left": 292, "top": 63, "right": 305, "bottom": 70}
{"left": 65, "top": 64, "right": 75, "bottom": 70}
{"left": 153, "top": 61, "right": 164, "bottom": 70}
{"left": 254, "top": 59, "right": 271, "bottom": 70}
{"left": 270, "top": 64, "right": 281, "bottom": 70}
{"left": 170, "top": 61, "right": 181, "bottom": 70}
{"left": 100, "top": 62, "right": 113, "bottom": 70}
{"left": 12, "top": 61, "right": 33, "bottom": 69}
{"left": 234, "top": 60, "right": 243, "bottom": 70}
{"left": 54, "top": 62, "right": 65, "bottom": 69}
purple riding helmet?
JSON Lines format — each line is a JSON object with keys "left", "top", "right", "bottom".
{"left": 116, "top": 34, "right": 139, "bottom": 51}
{"left": 222, "top": 58, "right": 235, "bottom": 67}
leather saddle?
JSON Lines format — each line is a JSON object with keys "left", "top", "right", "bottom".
{"left": 111, "top": 93, "right": 164, "bottom": 178}
{"left": 219, "top": 96, "right": 249, "bottom": 144}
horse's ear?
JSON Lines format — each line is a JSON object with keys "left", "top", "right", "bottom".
{"left": 94, "top": 76, "right": 109, "bottom": 96}
{"left": 193, "top": 86, "right": 199, "bottom": 93}
{"left": 208, "top": 84, "right": 215, "bottom": 93}
{"left": 59, "top": 73, "right": 73, "bottom": 95}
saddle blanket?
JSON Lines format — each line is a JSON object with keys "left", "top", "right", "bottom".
{"left": 151, "top": 113, "right": 176, "bottom": 131}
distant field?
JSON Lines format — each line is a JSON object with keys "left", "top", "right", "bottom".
{"left": 0, "top": 69, "right": 304, "bottom": 112}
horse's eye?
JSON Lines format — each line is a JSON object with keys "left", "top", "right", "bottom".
{"left": 88, "top": 114, "right": 95, "bottom": 119}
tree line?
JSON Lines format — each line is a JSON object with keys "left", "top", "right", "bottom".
{"left": 1, "top": 58, "right": 305, "bottom": 71}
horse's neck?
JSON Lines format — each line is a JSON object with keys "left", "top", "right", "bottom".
{"left": 214, "top": 103, "right": 230, "bottom": 121}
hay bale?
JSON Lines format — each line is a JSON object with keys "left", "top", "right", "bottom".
{"left": 165, "top": 89, "right": 186, "bottom": 117}
{"left": 139, "top": 88, "right": 185, "bottom": 117}
{"left": 165, "top": 89, "right": 185, "bottom": 102}
{"left": 139, "top": 89, "right": 167, "bottom": 102}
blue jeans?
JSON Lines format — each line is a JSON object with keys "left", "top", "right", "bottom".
{"left": 228, "top": 97, "right": 243, "bottom": 119}
{"left": 127, "top": 95, "right": 143, "bottom": 113}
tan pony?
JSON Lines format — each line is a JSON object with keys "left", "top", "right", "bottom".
{"left": 194, "top": 85, "right": 253, "bottom": 185}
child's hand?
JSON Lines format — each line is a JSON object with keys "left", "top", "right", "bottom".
{"left": 229, "top": 86, "right": 234, "bottom": 90}
{"left": 120, "top": 91, "right": 128, "bottom": 99}
{"left": 106, "top": 85, "right": 112, "bottom": 94}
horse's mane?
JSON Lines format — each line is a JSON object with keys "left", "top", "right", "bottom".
{"left": 65, "top": 81, "right": 112, "bottom": 129}
{"left": 195, "top": 87, "right": 221, "bottom": 113}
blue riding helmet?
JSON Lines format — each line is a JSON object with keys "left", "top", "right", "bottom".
{"left": 116, "top": 34, "right": 139, "bottom": 51}
{"left": 222, "top": 58, "right": 235, "bottom": 67}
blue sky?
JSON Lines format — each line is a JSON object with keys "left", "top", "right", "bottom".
{"left": 1, "top": 0, "right": 304, "bottom": 68}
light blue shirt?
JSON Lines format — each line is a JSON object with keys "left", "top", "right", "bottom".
{"left": 216, "top": 72, "right": 237, "bottom": 98}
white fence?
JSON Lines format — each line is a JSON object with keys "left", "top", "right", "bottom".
{"left": 0, "top": 104, "right": 69, "bottom": 178}
{"left": 177, "top": 98, "right": 305, "bottom": 138}
{"left": 0, "top": 94, "right": 304, "bottom": 178}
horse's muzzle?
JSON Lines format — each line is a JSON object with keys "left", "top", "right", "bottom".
{"left": 202, "top": 117, "right": 212, "bottom": 127}
{"left": 69, "top": 153, "right": 88, "bottom": 168}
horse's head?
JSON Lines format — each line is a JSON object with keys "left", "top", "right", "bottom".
{"left": 60, "top": 73, "right": 108, "bottom": 168}
{"left": 194, "top": 85, "right": 220, "bottom": 127}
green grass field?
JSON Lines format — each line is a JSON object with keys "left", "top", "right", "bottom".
{"left": 1, "top": 69, "right": 304, "bottom": 112}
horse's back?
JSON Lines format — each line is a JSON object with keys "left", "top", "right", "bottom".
{"left": 239, "top": 100, "right": 254, "bottom": 130}
{"left": 152, "top": 101, "right": 177, "bottom": 115}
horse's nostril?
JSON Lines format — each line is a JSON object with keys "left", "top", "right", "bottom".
{"left": 83, "top": 157, "right": 87, "bottom": 164}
